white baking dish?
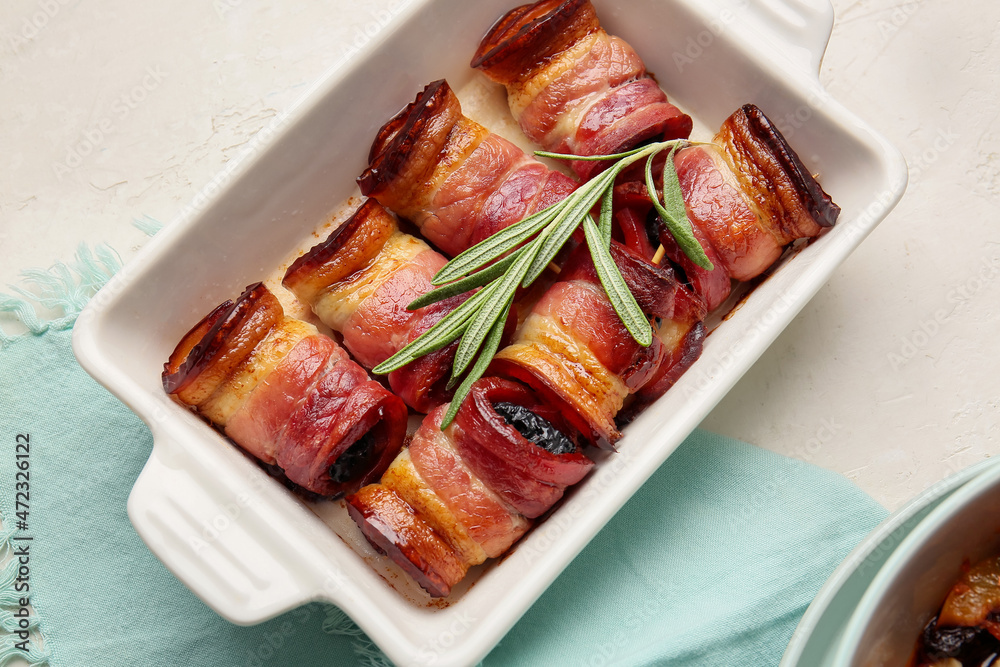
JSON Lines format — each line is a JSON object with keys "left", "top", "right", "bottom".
{"left": 72, "top": 0, "right": 907, "bottom": 664}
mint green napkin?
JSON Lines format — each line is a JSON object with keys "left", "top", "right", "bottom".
{"left": 0, "top": 262, "right": 888, "bottom": 666}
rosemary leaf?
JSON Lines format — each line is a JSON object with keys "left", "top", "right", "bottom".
{"left": 522, "top": 165, "right": 620, "bottom": 285}
{"left": 373, "top": 138, "right": 717, "bottom": 431}
{"left": 599, "top": 187, "right": 614, "bottom": 248}
{"left": 582, "top": 215, "right": 652, "bottom": 347}
{"left": 449, "top": 289, "right": 511, "bottom": 383}
{"left": 372, "top": 281, "right": 498, "bottom": 374}
{"left": 451, "top": 241, "right": 535, "bottom": 377}
{"left": 662, "top": 144, "right": 680, "bottom": 209}
{"left": 521, "top": 211, "right": 580, "bottom": 286}
{"left": 439, "top": 308, "right": 509, "bottom": 429}
{"left": 661, "top": 145, "right": 697, "bottom": 253}
{"left": 432, "top": 205, "right": 559, "bottom": 285}
{"left": 645, "top": 149, "right": 714, "bottom": 271}
{"left": 536, "top": 139, "right": 697, "bottom": 165}
{"left": 407, "top": 249, "right": 521, "bottom": 311}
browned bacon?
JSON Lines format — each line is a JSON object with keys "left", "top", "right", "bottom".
{"left": 491, "top": 242, "right": 705, "bottom": 448}
{"left": 358, "top": 79, "right": 577, "bottom": 257}
{"left": 472, "top": 0, "right": 692, "bottom": 180}
{"left": 614, "top": 105, "right": 840, "bottom": 310}
{"left": 716, "top": 104, "right": 840, "bottom": 239}
{"left": 346, "top": 484, "right": 469, "bottom": 598}
{"left": 283, "top": 199, "right": 513, "bottom": 413}
{"left": 162, "top": 283, "right": 407, "bottom": 497}
{"left": 347, "top": 378, "right": 593, "bottom": 597}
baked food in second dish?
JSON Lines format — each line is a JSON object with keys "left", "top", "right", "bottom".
{"left": 162, "top": 283, "right": 408, "bottom": 497}
{"left": 358, "top": 79, "right": 577, "bottom": 258}
{"left": 471, "top": 0, "right": 693, "bottom": 180}
{"left": 912, "top": 553, "right": 1000, "bottom": 666}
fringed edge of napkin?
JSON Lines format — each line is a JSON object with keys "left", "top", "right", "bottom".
{"left": 0, "top": 241, "right": 124, "bottom": 664}
{"left": 0, "top": 217, "right": 167, "bottom": 664}
{"left": 321, "top": 605, "right": 488, "bottom": 667}
{"left": 0, "top": 216, "right": 167, "bottom": 349}
{"left": 0, "top": 217, "right": 471, "bottom": 667}
{"left": 0, "top": 525, "right": 50, "bottom": 666}
{"left": 0, "top": 244, "right": 121, "bottom": 349}
{"left": 322, "top": 606, "right": 394, "bottom": 667}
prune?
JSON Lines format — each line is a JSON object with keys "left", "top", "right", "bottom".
{"left": 329, "top": 431, "right": 377, "bottom": 483}
{"left": 493, "top": 402, "right": 575, "bottom": 455}
{"left": 920, "top": 616, "right": 1000, "bottom": 665}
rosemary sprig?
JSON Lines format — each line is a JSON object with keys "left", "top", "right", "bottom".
{"left": 440, "top": 312, "right": 509, "bottom": 426}
{"left": 645, "top": 145, "right": 713, "bottom": 270}
{"left": 432, "top": 206, "right": 558, "bottom": 285}
{"left": 372, "top": 280, "right": 500, "bottom": 372}
{"left": 407, "top": 248, "right": 522, "bottom": 310}
{"left": 372, "top": 139, "right": 711, "bottom": 428}
{"left": 582, "top": 214, "right": 651, "bottom": 346}
{"left": 598, "top": 187, "right": 614, "bottom": 247}
{"left": 452, "top": 241, "right": 536, "bottom": 378}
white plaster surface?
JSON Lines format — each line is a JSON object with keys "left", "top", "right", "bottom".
{"left": 0, "top": 0, "right": 997, "bottom": 521}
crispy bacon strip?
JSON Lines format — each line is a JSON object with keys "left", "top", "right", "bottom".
{"left": 347, "top": 378, "right": 593, "bottom": 597}
{"left": 162, "top": 283, "right": 407, "bottom": 497}
{"left": 715, "top": 104, "right": 840, "bottom": 240}
{"left": 491, "top": 242, "right": 705, "bottom": 448}
{"left": 358, "top": 79, "right": 577, "bottom": 257}
{"left": 452, "top": 377, "right": 593, "bottom": 516}
{"left": 347, "top": 484, "right": 468, "bottom": 598}
{"left": 284, "top": 199, "right": 508, "bottom": 413}
{"left": 614, "top": 180, "right": 731, "bottom": 311}
{"left": 472, "top": 0, "right": 692, "bottom": 181}
{"left": 614, "top": 104, "right": 840, "bottom": 310}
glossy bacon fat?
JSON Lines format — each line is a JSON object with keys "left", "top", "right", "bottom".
{"left": 358, "top": 79, "right": 577, "bottom": 257}
{"left": 347, "top": 378, "right": 593, "bottom": 597}
{"left": 716, "top": 104, "right": 840, "bottom": 240}
{"left": 491, "top": 242, "right": 705, "bottom": 448}
{"left": 283, "top": 199, "right": 478, "bottom": 413}
{"left": 472, "top": 0, "right": 692, "bottom": 180}
{"left": 615, "top": 104, "right": 840, "bottom": 310}
{"left": 162, "top": 283, "right": 407, "bottom": 497}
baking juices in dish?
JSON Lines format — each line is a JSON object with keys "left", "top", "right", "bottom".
{"left": 162, "top": 0, "right": 839, "bottom": 598}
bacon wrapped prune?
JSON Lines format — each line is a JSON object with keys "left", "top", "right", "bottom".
{"left": 616, "top": 104, "right": 841, "bottom": 310}
{"left": 491, "top": 242, "right": 705, "bottom": 447}
{"left": 283, "top": 199, "right": 514, "bottom": 413}
{"left": 163, "top": 283, "right": 407, "bottom": 497}
{"left": 472, "top": 0, "right": 692, "bottom": 180}
{"left": 358, "top": 79, "right": 577, "bottom": 257}
{"left": 347, "top": 378, "right": 593, "bottom": 597}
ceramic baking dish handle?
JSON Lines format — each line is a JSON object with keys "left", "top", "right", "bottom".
{"left": 737, "top": 0, "right": 835, "bottom": 77}
{"left": 127, "top": 434, "right": 323, "bottom": 625}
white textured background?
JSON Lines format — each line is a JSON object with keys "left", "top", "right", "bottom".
{"left": 1, "top": 0, "right": 997, "bottom": 519}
